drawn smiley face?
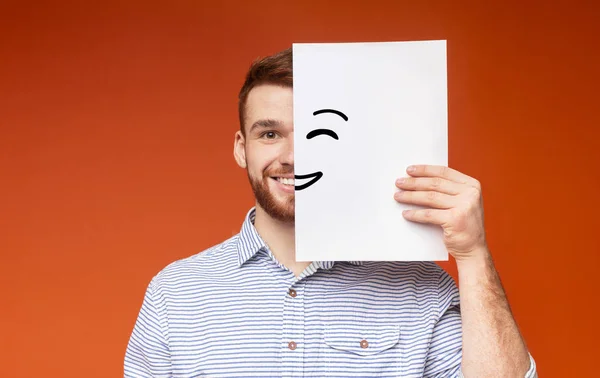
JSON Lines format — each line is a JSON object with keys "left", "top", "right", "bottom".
{"left": 294, "top": 108, "right": 348, "bottom": 191}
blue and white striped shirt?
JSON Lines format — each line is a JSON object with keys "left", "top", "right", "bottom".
{"left": 125, "top": 207, "right": 536, "bottom": 377}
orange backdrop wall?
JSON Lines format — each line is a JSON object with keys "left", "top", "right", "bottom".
{"left": 1, "top": 1, "right": 599, "bottom": 376}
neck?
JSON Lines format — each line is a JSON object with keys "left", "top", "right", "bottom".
{"left": 253, "top": 205, "right": 311, "bottom": 277}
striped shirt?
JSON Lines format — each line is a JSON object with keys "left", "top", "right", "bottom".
{"left": 124, "top": 207, "right": 537, "bottom": 377}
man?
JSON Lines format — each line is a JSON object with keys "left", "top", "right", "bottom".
{"left": 124, "top": 48, "right": 537, "bottom": 377}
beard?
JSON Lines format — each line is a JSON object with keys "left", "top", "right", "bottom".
{"left": 247, "top": 165, "right": 295, "bottom": 223}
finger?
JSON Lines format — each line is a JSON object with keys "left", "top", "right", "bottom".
{"left": 407, "top": 165, "right": 480, "bottom": 188}
{"left": 395, "top": 176, "right": 461, "bottom": 195}
{"left": 402, "top": 208, "right": 448, "bottom": 225}
{"left": 394, "top": 190, "right": 456, "bottom": 209}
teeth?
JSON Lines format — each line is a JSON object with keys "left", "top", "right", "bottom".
{"left": 276, "top": 177, "right": 295, "bottom": 186}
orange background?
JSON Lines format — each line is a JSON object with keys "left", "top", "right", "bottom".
{"left": 1, "top": 1, "right": 599, "bottom": 376}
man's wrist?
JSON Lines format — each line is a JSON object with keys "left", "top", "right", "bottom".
{"left": 454, "top": 247, "right": 502, "bottom": 288}
{"left": 455, "top": 247, "right": 512, "bottom": 311}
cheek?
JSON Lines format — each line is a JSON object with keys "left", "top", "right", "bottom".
{"left": 246, "top": 145, "right": 279, "bottom": 172}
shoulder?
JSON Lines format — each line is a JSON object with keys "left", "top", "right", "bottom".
{"left": 148, "top": 234, "right": 241, "bottom": 291}
{"left": 359, "top": 260, "right": 449, "bottom": 283}
{"left": 365, "top": 261, "right": 460, "bottom": 312}
{"left": 349, "top": 260, "right": 458, "bottom": 301}
{"left": 324, "top": 261, "right": 458, "bottom": 321}
{"left": 327, "top": 260, "right": 454, "bottom": 296}
{"left": 360, "top": 260, "right": 460, "bottom": 311}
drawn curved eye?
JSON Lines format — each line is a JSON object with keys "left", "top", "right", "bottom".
{"left": 306, "top": 129, "right": 339, "bottom": 140}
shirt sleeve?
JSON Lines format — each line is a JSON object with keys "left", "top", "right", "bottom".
{"left": 124, "top": 279, "right": 172, "bottom": 378}
{"left": 423, "top": 266, "right": 463, "bottom": 377}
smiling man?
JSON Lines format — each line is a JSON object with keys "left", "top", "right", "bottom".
{"left": 124, "top": 48, "right": 537, "bottom": 377}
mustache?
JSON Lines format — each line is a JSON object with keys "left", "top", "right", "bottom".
{"left": 264, "top": 166, "right": 294, "bottom": 177}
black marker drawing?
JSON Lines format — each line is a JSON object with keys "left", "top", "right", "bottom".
{"left": 294, "top": 108, "right": 348, "bottom": 191}
{"left": 294, "top": 171, "right": 323, "bottom": 191}
{"left": 312, "top": 108, "right": 349, "bottom": 121}
{"left": 306, "top": 129, "right": 338, "bottom": 140}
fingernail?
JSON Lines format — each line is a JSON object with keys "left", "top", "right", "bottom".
{"left": 396, "top": 178, "right": 405, "bottom": 185}
{"left": 407, "top": 166, "right": 416, "bottom": 173}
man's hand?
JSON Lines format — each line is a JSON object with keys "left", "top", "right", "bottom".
{"left": 394, "top": 164, "right": 535, "bottom": 377}
{"left": 393, "top": 164, "right": 488, "bottom": 262}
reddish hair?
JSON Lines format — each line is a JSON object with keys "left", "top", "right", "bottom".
{"left": 238, "top": 47, "right": 293, "bottom": 134}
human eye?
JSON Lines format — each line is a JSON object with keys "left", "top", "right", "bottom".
{"left": 260, "top": 130, "right": 279, "bottom": 140}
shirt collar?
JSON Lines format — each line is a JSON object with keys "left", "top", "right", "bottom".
{"left": 236, "top": 207, "right": 267, "bottom": 267}
{"left": 236, "top": 207, "right": 364, "bottom": 269}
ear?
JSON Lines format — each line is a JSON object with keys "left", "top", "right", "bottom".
{"left": 233, "top": 130, "right": 247, "bottom": 169}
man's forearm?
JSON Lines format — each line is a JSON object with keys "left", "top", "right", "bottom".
{"left": 457, "top": 248, "right": 530, "bottom": 377}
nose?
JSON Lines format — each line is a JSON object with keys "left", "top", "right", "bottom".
{"left": 281, "top": 135, "right": 294, "bottom": 166}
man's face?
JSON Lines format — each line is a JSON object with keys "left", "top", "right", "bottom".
{"left": 234, "top": 84, "right": 295, "bottom": 223}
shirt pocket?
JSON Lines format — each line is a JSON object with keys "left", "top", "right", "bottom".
{"left": 323, "top": 322, "right": 401, "bottom": 356}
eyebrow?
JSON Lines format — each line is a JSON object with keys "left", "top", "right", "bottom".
{"left": 313, "top": 109, "right": 349, "bottom": 121}
{"left": 248, "top": 119, "right": 284, "bottom": 134}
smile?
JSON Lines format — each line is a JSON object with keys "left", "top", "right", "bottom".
{"left": 294, "top": 171, "right": 323, "bottom": 191}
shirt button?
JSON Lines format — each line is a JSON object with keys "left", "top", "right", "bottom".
{"left": 288, "top": 341, "right": 297, "bottom": 350}
{"left": 360, "top": 339, "right": 369, "bottom": 349}
{"left": 289, "top": 289, "right": 297, "bottom": 297}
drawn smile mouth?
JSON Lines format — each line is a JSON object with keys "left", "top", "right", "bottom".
{"left": 294, "top": 171, "right": 323, "bottom": 191}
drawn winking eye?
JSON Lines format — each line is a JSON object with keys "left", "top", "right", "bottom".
{"left": 307, "top": 108, "right": 348, "bottom": 140}
{"left": 306, "top": 129, "right": 339, "bottom": 140}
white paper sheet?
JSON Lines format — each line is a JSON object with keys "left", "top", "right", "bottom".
{"left": 293, "top": 40, "right": 448, "bottom": 261}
